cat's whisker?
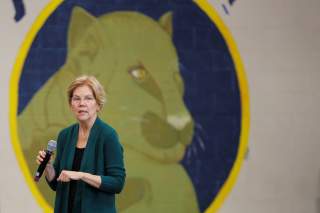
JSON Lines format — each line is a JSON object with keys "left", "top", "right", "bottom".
{"left": 195, "top": 122, "right": 208, "bottom": 139}
{"left": 196, "top": 134, "right": 206, "bottom": 151}
{"left": 192, "top": 144, "right": 198, "bottom": 156}
{"left": 186, "top": 147, "right": 192, "bottom": 164}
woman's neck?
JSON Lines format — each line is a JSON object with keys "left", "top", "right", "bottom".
{"left": 78, "top": 115, "right": 97, "bottom": 133}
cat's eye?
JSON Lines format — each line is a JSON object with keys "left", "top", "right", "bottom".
{"left": 128, "top": 65, "right": 148, "bottom": 82}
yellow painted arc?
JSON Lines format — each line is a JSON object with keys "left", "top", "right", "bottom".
{"left": 9, "top": 0, "right": 249, "bottom": 212}
{"left": 193, "top": 0, "right": 250, "bottom": 212}
{"left": 9, "top": 0, "right": 63, "bottom": 212}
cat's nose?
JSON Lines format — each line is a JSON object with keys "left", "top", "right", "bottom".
{"left": 167, "top": 115, "right": 191, "bottom": 131}
{"left": 167, "top": 114, "right": 194, "bottom": 146}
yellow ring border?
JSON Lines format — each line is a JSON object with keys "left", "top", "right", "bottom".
{"left": 9, "top": 0, "right": 63, "bottom": 212}
{"left": 193, "top": 0, "right": 250, "bottom": 212}
{"left": 9, "top": 0, "right": 250, "bottom": 212}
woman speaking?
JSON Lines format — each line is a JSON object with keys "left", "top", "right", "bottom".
{"left": 36, "top": 75, "right": 126, "bottom": 213}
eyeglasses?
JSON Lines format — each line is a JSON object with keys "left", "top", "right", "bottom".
{"left": 71, "top": 95, "right": 95, "bottom": 104}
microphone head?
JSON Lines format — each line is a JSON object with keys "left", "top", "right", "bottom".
{"left": 47, "top": 140, "right": 57, "bottom": 152}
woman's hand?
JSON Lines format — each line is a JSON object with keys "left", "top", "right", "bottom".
{"left": 35, "top": 150, "right": 55, "bottom": 181}
{"left": 57, "top": 171, "right": 102, "bottom": 188}
{"left": 36, "top": 150, "right": 47, "bottom": 165}
{"left": 57, "top": 170, "right": 84, "bottom": 182}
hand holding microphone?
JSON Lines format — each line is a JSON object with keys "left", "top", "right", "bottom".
{"left": 35, "top": 140, "right": 57, "bottom": 182}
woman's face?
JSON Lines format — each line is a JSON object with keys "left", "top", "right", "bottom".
{"left": 70, "top": 85, "right": 100, "bottom": 123}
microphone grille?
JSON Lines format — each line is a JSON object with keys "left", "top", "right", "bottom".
{"left": 47, "top": 140, "right": 57, "bottom": 152}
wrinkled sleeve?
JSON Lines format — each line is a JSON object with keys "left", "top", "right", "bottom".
{"left": 99, "top": 130, "right": 126, "bottom": 194}
{"left": 46, "top": 130, "right": 64, "bottom": 191}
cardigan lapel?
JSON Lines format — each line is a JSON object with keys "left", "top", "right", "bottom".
{"left": 63, "top": 124, "right": 79, "bottom": 170}
{"left": 80, "top": 117, "right": 102, "bottom": 172}
{"left": 62, "top": 117, "right": 102, "bottom": 172}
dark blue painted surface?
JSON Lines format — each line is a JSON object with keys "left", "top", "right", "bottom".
{"left": 12, "top": 0, "right": 25, "bottom": 22}
{"left": 18, "top": 1, "right": 241, "bottom": 211}
{"left": 229, "top": 0, "right": 237, "bottom": 6}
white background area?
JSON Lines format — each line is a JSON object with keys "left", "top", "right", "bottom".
{"left": 0, "top": 0, "right": 319, "bottom": 212}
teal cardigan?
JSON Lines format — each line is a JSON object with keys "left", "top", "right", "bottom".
{"left": 47, "top": 117, "right": 126, "bottom": 213}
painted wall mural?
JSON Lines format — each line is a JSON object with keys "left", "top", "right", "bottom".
{"left": 12, "top": 0, "right": 25, "bottom": 21}
{"left": 10, "top": 0, "right": 249, "bottom": 212}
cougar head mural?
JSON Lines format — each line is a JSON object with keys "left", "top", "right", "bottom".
{"left": 18, "top": 7, "right": 199, "bottom": 212}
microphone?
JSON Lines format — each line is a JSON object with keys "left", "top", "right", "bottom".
{"left": 34, "top": 140, "right": 57, "bottom": 182}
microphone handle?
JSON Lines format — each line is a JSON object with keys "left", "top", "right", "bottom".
{"left": 34, "top": 150, "right": 52, "bottom": 182}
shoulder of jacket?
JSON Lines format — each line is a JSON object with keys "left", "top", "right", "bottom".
{"left": 96, "top": 119, "right": 117, "bottom": 136}
{"left": 58, "top": 123, "right": 77, "bottom": 138}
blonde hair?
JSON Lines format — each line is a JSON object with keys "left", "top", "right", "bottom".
{"left": 67, "top": 75, "right": 106, "bottom": 109}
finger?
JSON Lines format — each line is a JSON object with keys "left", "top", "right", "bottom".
{"left": 36, "top": 156, "right": 43, "bottom": 163}
{"left": 36, "top": 155, "right": 44, "bottom": 165}
{"left": 37, "top": 155, "right": 44, "bottom": 162}
{"left": 39, "top": 150, "right": 46, "bottom": 158}
{"left": 62, "top": 172, "right": 71, "bottom": 182}
{"left": 59, "top": 176, "right": 69, "bottom": 182}
{"left": 58, "top": 171, "right": 68, "bottom": 182}
{"left": 57, "top": 171, "right": 63, "bottom": 181}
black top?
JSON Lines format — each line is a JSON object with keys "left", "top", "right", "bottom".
{"left": 68, "top": 147, "right": 85, "bottom": 213}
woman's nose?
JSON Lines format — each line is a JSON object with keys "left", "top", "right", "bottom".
{"left": 78, "top": 99, "right": 87, "bottom": 105}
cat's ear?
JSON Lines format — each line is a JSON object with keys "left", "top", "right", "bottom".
{"left": 68, "top": 7, "right": 102, "bottom": 49}
{"left": 158, "top": 12, "right": 173, "bottom": 36}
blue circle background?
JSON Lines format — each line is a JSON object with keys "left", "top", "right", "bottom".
{"left": 18, "top": 0, "right": 241, "bottom": 211}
